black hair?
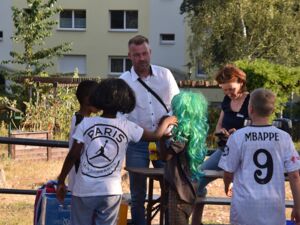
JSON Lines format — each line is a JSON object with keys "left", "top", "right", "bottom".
{"left": 76, "top": 80, "right": 99, "bottom": 105}
{"left": 90, "top": 78, "right": 136, "bottom": 115}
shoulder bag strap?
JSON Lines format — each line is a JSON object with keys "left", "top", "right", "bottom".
{"left": 137, "top": 77, "right": 169, "bottom": 113}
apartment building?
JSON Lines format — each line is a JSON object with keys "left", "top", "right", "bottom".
{"left": 0, "top": 0, "right": 191, "bottom": 78}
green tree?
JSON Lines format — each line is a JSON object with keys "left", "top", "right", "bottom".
{"left": 182, "top": 0, "right": 300, "bottom": 71}
{"left": 2, "top": 0, "right": 71, "bottom": 76}
{"left": 235, "top": 59, "right": 300, "bottom": 116}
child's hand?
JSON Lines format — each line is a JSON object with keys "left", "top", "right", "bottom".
{"left": 225, "top": 183, "right": 233, "bottom": 197}
{"left": 164, "top": 115, "right": 177, "bottom": 126}
{"left": 291, "top": 208, "right": 300, "bottom": 225}
{"left": 56, "top": 183, "right": 67, "bottom": 203}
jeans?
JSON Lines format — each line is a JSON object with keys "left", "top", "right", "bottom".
{"left": 71, "top": 195, "right": 122, "bottom": 225}
{"left": 198, "top": 148, "right": 223, "bottom": 196}
{"left": 126, "top": 141, "right": 164, "bottom": 225}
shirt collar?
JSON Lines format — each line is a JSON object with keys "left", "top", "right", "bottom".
{"left": 130, "top": 65, "right": 156, "bottom": 82}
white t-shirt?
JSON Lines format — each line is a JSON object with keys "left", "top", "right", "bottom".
{"left": 71, "top": 116, "right": 143, "bottom": 197}
{"left": 219, "top": 125, "right": 300, "bottom": 225}
{"left": 120, "top": 65, "right": 179, "bottom": 131}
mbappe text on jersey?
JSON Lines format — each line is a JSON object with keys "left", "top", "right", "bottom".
{"left": 245, "top": 131, "right": 279, "bottom": 141}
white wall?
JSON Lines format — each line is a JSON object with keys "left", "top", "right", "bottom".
{"left": 0, "top": 0, "right": 13, "bottom": 67}
{"left": 149, "top": 0, "right": 187, "bottom": 74}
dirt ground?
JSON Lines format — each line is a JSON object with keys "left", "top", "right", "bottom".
{"left": 0, "top": 156, "right": 294, "bottom": 225}
{"left": 122, "top": 175, "right": 232, "bottom": 225}
{"left": 121, "top": 169, "right": 294, "bottom": 225}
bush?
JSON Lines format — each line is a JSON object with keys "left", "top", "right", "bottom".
{"left": 206, "top": 105, "right": 221, "bottom": 148}
{"left": 21, "top": 84, "right": 78, "bottom": 140}
{"left": 235, "top": 59, "right": 300, "bottom": 116}
{"left": 0, "top": 80, "right": 79, "bottom": 140}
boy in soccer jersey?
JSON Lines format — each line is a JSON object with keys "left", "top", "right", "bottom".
{"left": 218, "top": 88, "right": 300, "bottom": 225}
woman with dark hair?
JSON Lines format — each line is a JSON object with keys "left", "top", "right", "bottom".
{"left": 192, "top": 64, "right": 250, "bottom": 225}
{"left": 56, "top": 78, "right": 177, "bottom": 225}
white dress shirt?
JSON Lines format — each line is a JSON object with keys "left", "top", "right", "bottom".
{"left": 120, "top": 65, "right": 179, "bottom": 131}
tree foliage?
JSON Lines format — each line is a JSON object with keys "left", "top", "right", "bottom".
{"left": 2, "top": 0, "right": 71, "bottom": 76}
{"left": 183, "top": 0, "right": 300, "bottom": 71}
{"left": 235, "top": 59, "right": 300, "bottom": 115}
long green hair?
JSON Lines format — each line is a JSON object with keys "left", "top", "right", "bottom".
{"left": 171, "top": 91, "right": 209, "bottom": 180}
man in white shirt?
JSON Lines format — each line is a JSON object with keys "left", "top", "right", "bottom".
{"left": 120, "top": 35, "right": 179, "bottom": 225}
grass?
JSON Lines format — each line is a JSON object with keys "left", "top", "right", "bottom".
{"left": 0, "top": 144, "right": 64, "bottom": 225}
{"left": 0, "top": 201, "right": 33, "bottom": 225}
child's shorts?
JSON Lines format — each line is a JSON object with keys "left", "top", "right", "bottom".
{"left": 71, "top": 194, "right": 122, "bottom": 225}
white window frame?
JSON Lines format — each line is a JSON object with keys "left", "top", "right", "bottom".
{"left": 109, "top": 10, "right": 138, "bottom": 32}
{"left": 109, "top": 56, "right": 132, "bottom": 76}
{"left": 58, "top": 9, "right": 86, "bottom": 31}
{"left": 160, "top": 33, "right": 175, "bottom": 45}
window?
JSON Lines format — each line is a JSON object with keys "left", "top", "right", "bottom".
{"left": 110, "top": 10, "right": 138, "bottom": 31}
{"left": 160, "top": 34, "right": 175, "bottom": 45}
{"left": 59, "top": 10, "right": 86, "bottom": 30}
{"left": 0, "top": 31, "right": 3, "bottom": 41}
{"left": 58, "top": 55, "right": 86, "bottom": 75}
{"left": 109, "top": 57, "right": 132, "bottom": 75}
{"left": 196, "top": 61, "right": 207, "bottom": 77}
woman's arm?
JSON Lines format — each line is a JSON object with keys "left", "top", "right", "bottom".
{"left": 142, "top": 116, "right": 177, "bottom": 141}
{"left": 215, "top": 110, "right": 230, "bottom": 136}
{"left": 215, "top": 110, "right": 224, "bottom": 133}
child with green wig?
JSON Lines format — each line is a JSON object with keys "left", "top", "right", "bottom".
{"left": 159, "top": 91, "right": 209, "bottom": 225}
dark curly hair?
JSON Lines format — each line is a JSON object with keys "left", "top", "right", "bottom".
{"left": 76, "top": 80, "right": 99, "bottom": 105}
{"left": 90, "top": 78, "right": 136, "bottom": 115}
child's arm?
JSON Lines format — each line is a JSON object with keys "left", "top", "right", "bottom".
{"left": 288, "top": 170, "right": 300, "bottom": 224}
{"left": 142, "top": 116, "right": 177, "bottom": 141}
{"left": 223, "top": 171, "right": 233, "bottom": 197}
{"left": 159, "top": 136, "right": 173, "bottom": 161}
{"left": 56, "top": 140, "right": 83, "bottom": 202}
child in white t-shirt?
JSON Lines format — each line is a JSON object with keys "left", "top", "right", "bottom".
{"left": 68, "top": 80, "right": 98, "bottom": 192}
{"left": 56, "top": 78, "right": 177, "bottom": 225}
{"left": 219, "top": 88, "right": 300, "bottom": 225}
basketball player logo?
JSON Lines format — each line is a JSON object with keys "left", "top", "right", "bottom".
{"left": 89, "top": 140, "right": 111, "bottom": 161}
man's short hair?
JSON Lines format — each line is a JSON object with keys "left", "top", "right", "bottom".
{"left": 250, "top": 88, "right": 276, "bottom": 117}
{"left": 128, "top": 35, "right": 149, "bottom": 46}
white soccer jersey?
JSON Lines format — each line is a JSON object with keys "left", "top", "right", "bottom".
{"left": 72, "top": 116, "right": 143, "bottom": 197}
{"left": 219, "top": 125, "right": 300, "bottom": 225}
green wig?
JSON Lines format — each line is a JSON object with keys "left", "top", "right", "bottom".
{"left": 171, "top": 91, "right": 209, "bottom": 180}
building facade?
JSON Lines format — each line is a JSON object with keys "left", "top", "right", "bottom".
{"left": 1, "top": 0, "right": 190, "bottom": 78}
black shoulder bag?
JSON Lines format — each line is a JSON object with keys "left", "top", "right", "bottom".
{"left": 137, "top": 78, "right": 169, "bottom": 113}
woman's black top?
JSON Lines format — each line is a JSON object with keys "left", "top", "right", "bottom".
{"left": 221, "top": 94, "right": 250, "bottom": 131}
